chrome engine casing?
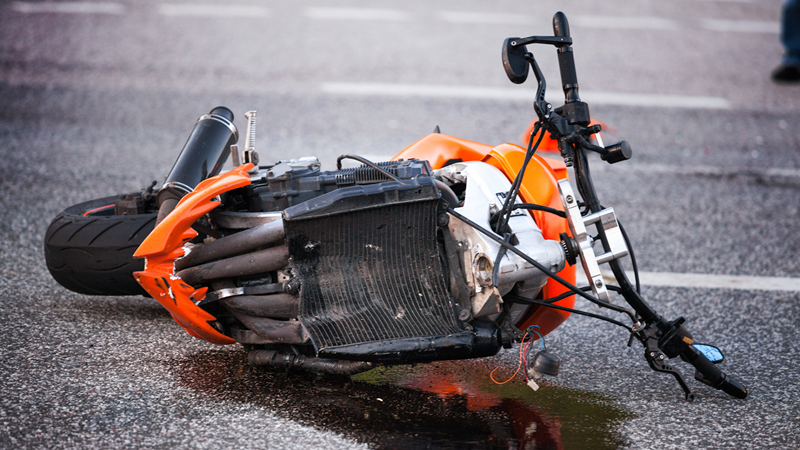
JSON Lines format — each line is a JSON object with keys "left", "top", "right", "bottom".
{"left": 436, "top": 162, "right": 566, "bottom": 320}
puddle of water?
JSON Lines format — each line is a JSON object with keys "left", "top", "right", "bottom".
{"left": 173, "top": 350, "right": 633, "bottom": 450}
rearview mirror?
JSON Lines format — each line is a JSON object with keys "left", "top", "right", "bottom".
{"left": 502, "top": 38, "right": 529, "bottom": 84}
{"left": 694, "top": 344, "right": 724, "bottom": 363}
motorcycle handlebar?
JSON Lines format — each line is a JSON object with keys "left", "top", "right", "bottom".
{"left": 545, "top": 12, "right": 746, "bottom": 402}
{"left": 552, "top": 12, "right": 580, "bottom": 103}
{"left": 683, "top": 345, "right": 748, "bottom": 399}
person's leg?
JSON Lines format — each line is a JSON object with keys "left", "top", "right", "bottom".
{"left": 774, "top": 0, "right": 800, "bottom": 81}
{"left": 781, "top": 0, "right": 800, "bottom": 66}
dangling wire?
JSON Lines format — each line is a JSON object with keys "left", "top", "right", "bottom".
{"left": 522, "top": 325, "right": 546, "bottom": 382}
{"left": 489, "top": 328, "right": 531, "bottom": 384}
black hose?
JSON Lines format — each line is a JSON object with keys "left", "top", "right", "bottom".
{"left": 506, "top": 294, "right": 631, "bottom": 331}
{"left": 496, "top": 125, "right": 544, "bottom": 234}
{"left": 490, "top": 204, "right": 566, "bottom": 225}
{"left": 433, "top": 179, "right": 461, "bottom": 208}
{"left": 336, "top": 154, "right": 400, "bottom": 181}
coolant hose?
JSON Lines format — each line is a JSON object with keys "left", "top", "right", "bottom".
{"left": 433, "top": 179, "right": 460, "bottom": 208}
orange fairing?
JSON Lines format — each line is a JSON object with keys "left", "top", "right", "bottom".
{"left": 393, "top": 134, "right": 576, "bottom": 338}
{"left": 133, "top": 164, "right": 254, "bottom": 345}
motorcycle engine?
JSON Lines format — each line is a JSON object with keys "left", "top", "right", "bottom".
{"left": 208, "top": 157, "right": 565, "bottom": 364}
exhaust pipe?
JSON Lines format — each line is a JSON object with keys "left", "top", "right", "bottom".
{"left": 176, "top": 245, "right": 290, "bottom": 286}
{"left": 220, "top": 293, "right": 299, "bottom": 319}
{"left": 156, "top": 106, "right": 239, "bottom": 224}
{"left": 175, "top": 219, "right": 285, "bottom": 271}
{"left": 228, "top": 312, "right": 306, "bottom": 344}
{"left": 248, "top": 350, "right": 374, "bottom": 376}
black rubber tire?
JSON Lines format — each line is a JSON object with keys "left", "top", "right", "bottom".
{"left": 44, "top": 195, "right": 157, "bottom": 296}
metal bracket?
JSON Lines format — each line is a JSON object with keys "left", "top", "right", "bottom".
{"left": 557, "top": 179, "right": 629, "bottom": 302}
{"left": 558, "top": 179, "right": 607, "bottom": 301}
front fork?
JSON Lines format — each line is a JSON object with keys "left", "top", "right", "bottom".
{"left": 556, "top": 160, "right": 701, "bottom": 400}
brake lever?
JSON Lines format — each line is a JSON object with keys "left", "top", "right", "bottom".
{"left": 640, "top": 324, "right": 695, "bottom": 401}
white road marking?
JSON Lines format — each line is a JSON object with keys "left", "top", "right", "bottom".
{"left": 439, "top": 11, "right": 532, "bottom": 25}
{"left": 701, "top": 19, "right": 780, "bottom": 34}
{"left": 442, "top": 10, "right": 778, "bottom": 35}
{"left": 157, "top": 4, "right": 270, "bottom": 18}
{"left": 634, "top": 272, "right": 800, "bottom": 292}
{"left": 439, "top": 11, "right": 681, "bottom": 29}
{"left": 305, "top": 7, "right": 411, "bottom": 22}
{"left": 592, "top": 162, "right": 800, "bottom": 179}
{"left": 321, "top": 82, "right": 731, "bottom": 110}
{"left": 571, "top": 15, "right": 681, "bottom": 31}
{"left": 12, "top": 1, "right": 124, "bottom": 14}
{"left": 578, "top": 270, "right": 800, "bottom": 292}
{"left": 690, "top": 0, "right": 759, "bottom": 3}
{"left": 580, "top": 91, "right": 731, "bottom": 109}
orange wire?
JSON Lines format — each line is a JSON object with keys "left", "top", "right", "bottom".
{"left": 490, "top": 330, "right": 529, "bottom": 384}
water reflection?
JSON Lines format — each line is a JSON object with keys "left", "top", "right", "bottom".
{"left": 173, "top": 349, "right": 631, "bottom": 449}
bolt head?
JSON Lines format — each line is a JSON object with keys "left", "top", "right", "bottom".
{"left": 594, "top": 279, "right": 603, "bottom": 288}
{"left": 566, "top": 195, "right": 573, "bottom": 204}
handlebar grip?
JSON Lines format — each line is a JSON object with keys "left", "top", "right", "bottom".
{"left": 552, "top": 12, "right": 580, "bottom": 103}
{"left": 686, "top": 346, "right": 748, "bottom": 399}
{"left": 557, "top": 51, "right": 579, "bottom": 93}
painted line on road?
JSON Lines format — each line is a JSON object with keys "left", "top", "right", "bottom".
{"left": 157, "top": 4, "right": 270, "bottom": 18}
{"left": 305, "top": 7, "right": 411, "bottom": 22}
{"left": 8, "top": 4, "right": 780, "bottom": 35}
{"left": 577, "top": 270, "right": 800, "bottom": 292}
{"left": 12, "top": 1, "right": 124, "bottom": 14}
{"left": 439, "top": 11, "right": 778, "bottom": 34}
{"left": 571, "top": 15, "right": 681, "bottom": 31}
{"left": 321, "top": 82, "right": 732, "bottom": 110}
{"left": 633, "top": 272, "right": 800, "bottom": 292}
{"left": 592, "top": 162, "right": 800, "bottom": 179}
{"left": 701, "top": 19, "right": 780, "bottom": 33}
{"left": 439, "top": 12, "right": 532, "bottom": 25}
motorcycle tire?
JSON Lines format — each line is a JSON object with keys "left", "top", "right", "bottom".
{"left": 44, "top": 195, "right": 156, "bottom": 296}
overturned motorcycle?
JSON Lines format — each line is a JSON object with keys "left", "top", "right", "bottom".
{"left": 45, "top": 12, "right": 746, "bottom": 401}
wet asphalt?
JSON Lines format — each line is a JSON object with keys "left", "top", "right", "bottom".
{"left": 1, "top": 0, "right": 799, "bottom": 448}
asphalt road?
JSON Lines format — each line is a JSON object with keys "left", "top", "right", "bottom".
{"left": 1, "top": 0, "right": 799, "bottom": 448}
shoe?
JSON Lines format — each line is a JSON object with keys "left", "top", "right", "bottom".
{"left": 772, "top": 64, "right": 800, "bottom": 82}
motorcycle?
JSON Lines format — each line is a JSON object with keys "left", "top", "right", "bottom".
{"left": 44, "top": 12, "right": 746, "bottom": 401}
